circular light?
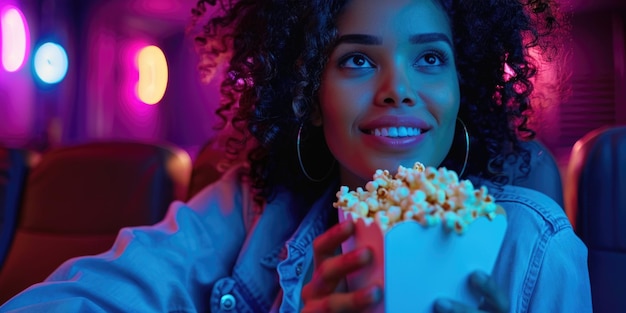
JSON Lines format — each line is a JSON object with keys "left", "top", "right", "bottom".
{"left": 1, "top": 6, "right": 29, "bottom": 72}
{"left": 136, "top": 45, "right": 168, "bottom": 105}
{"left": 33, "top": 42, "right": 69, "bottom": 84}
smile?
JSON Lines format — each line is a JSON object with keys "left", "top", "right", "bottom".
{"left": 367, "top": 126, "right": 423, "bottom": 137}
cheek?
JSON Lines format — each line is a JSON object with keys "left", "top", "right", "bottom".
{"left": 423, "top": 78, "right": 460, "bottom": 122}
{"left": 424, "top": 78, "right": 460, "bottom": 159}
{"left": 318, "top": 82, "right": 346, "bottom": 152}
{"left": 319, "top": 80, "right": 368, "bottom": 131}
{"left": 318, "top": 77, "right": 372, "bottom": 170}
{"left": 319, "top": 85, "right": 340, "bottom": 133}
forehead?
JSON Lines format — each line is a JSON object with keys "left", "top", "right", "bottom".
{"left": 337, "top": 0, "right": 451, "bottom": 38}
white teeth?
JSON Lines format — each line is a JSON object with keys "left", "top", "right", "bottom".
{"left": 398, "top": 127, "right": 407, "bottom": 137}
{"left": 370, "top": 127, "right": 422, "bottom": 137}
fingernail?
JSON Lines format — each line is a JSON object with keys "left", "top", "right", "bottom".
{"left": 369, "top": 286, "right": 382, "bottom": 303}
{"left": 471, "top": 271, "right": 488, "bottom": 285}
{"left": 434, "top": 299, "right": 453, "bottom": 312}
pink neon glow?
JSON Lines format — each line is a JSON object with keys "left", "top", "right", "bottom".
{"left": 1, "top": 5, "right": 29, "bottom": 72}
{"left": 131, "top": 0, "right": 182, "bottom": 15}
{"left": 119, "top": 40, "right": 160, "bottom": 137}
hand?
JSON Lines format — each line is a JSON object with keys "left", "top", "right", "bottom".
{"left": 301, "top": 220, "right": 382, "bottom": 313}
{"left": 434, "top": 271, "right": 510, "bottom": 313}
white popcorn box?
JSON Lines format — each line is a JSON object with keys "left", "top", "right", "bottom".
{"left": 338, "top": 206, "right": 507, "bottom": 313}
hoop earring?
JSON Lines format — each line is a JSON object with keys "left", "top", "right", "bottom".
{"left": 456, "top": 118, "right": 470, "bottom": 177}
{"left": 297, "top": 123, "right": 335, "bottom": 182}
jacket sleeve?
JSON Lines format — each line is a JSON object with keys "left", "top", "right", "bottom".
{"left": 527, "top": 228, "right": 593, "bottom": 312}
{"left": 0, "top": 168, "right": 250, "bottom": 313}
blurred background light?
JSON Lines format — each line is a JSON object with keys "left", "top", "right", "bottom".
{"left": 136, "top": 45, "right": 168, "bottom": 105}
{"left": 33, "top": 42, "right": 68, "bottom": 84}
{"left": 1, "top": 5, "right": 29, "bottom": 72}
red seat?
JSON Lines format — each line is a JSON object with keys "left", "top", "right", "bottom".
{"left": 186, "top": 142, "right": 227, "bottom": 200}
{"left": 0, "top": 141, "right": 191, "bottom": 303}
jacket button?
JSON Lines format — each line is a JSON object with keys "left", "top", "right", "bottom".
{"left": 220, "top": 294, "right": 236, "bottom": 311}
{"left": 295, "top": 263, "right": 303, "bottom": 276}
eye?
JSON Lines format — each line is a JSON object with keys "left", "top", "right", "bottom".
{"left": 423, "top": 54, "right": 440, "bottom": 65}
{"left": 339, "top": 54, "right": 375, "bottom": 69}
{"left": 415, "top": 50, "right": 448, "bottom": 67}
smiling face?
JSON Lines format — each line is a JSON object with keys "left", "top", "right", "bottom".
{"left": 318, "top": 0, "right": 460, "bottom": 188}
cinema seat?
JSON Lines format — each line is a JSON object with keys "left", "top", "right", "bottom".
{"left": 0, "top": 141, "right": 191, "bottom": 303}
{"left": 186, "top": 142, "right": 226, "bottom": 200}
{"left": 0, "top": 147, "right": 39, "bottom": 269}
{"left": 510, "top": 140, "right": 564, "bottom": 208}
{"left": 565, "top": 125, "right": 626, "bottom": 313}
{"left": 185, "top": 138, "right": 251, "bottom": 201}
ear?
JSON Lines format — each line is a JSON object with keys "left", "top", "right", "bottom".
{"left": 311, "top": 104, "right": 323, "bottom": 127}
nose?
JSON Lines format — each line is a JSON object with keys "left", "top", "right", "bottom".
{"left": 375, "top": 65, "right": 417, "bottom": 107}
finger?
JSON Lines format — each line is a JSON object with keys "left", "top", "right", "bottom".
{"left": 305, "top": 247, "right": 372, "bottom": 296}
{"left": 469, "top": 271, "right": 509, "bottom": 312}
{"left": 312, "top": 220, "right": 355, "bottom": 264}
{"left": 433, "top": 298, "right": 476, "bottom": 313}
{"left": 302, "top": 285, "right": 383, "bottom": 313}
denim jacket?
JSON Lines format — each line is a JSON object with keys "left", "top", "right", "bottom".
{"left": 0, "top": 166, "right": 592, "bottom": 312}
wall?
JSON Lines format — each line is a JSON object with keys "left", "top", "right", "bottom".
{"left": 0, "top": 0, "right": 38, "bottom": 148}
{"left": 551, "top": 8, "right": 626, "bottom": 162}
{"left": 615, "top": 12, "right": 626, "bottom": 124}
{"left": 64, "top": 0, "right": 220, "bottom": 157}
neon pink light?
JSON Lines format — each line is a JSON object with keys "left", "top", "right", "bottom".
{"left": 118, "top": 40, "right": 160, "bottom": 138}
{"left": 1, "top": 5, "right": 29, "bottom": 72}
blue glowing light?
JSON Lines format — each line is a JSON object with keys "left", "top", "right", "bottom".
{"left": 33, "top": 42, "right": 68, "bottom": 84}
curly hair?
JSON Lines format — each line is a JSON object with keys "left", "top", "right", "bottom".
{"left": 190, "top": 0, "right": 565, "bottom": 205}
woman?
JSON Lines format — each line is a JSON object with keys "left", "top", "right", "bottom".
{"left": 1, "top": 0, "right": 590, "bottom": 312}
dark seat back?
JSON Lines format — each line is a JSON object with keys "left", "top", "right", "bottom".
{"left": 510, "top": 140, "right": 564, "bottom": 208}
{"left": 0, "top": 141, "right": 191, "bottom": 303}
{"left": 0, "top": 147, "right": 39, "bottom": 269}
{"left": 565, "top": 125, "right": 626, "bottom": 313}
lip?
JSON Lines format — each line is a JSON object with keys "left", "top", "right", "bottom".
{"left": 360, "top": 115, "right": 430, "bottom": 131}
{"left": 359, "top": 115, "right": 431, "bottom": 150}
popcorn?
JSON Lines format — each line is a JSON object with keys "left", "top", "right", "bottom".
{"left": 333, "top": 162, "right": 499, "bottom": 234}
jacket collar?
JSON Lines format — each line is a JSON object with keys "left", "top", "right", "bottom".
{"left": 230, "top": 182, "right": 338, "bottom": 311}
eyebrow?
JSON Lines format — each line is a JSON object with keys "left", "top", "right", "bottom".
{"left": 409, "top": 33, "right": 452, "bottom": 47}
{"left": 336, "top": 34, "right": 381, "bottom": 45}
{"left": 336, "top": 32, "right": 452, "bottom": 47}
